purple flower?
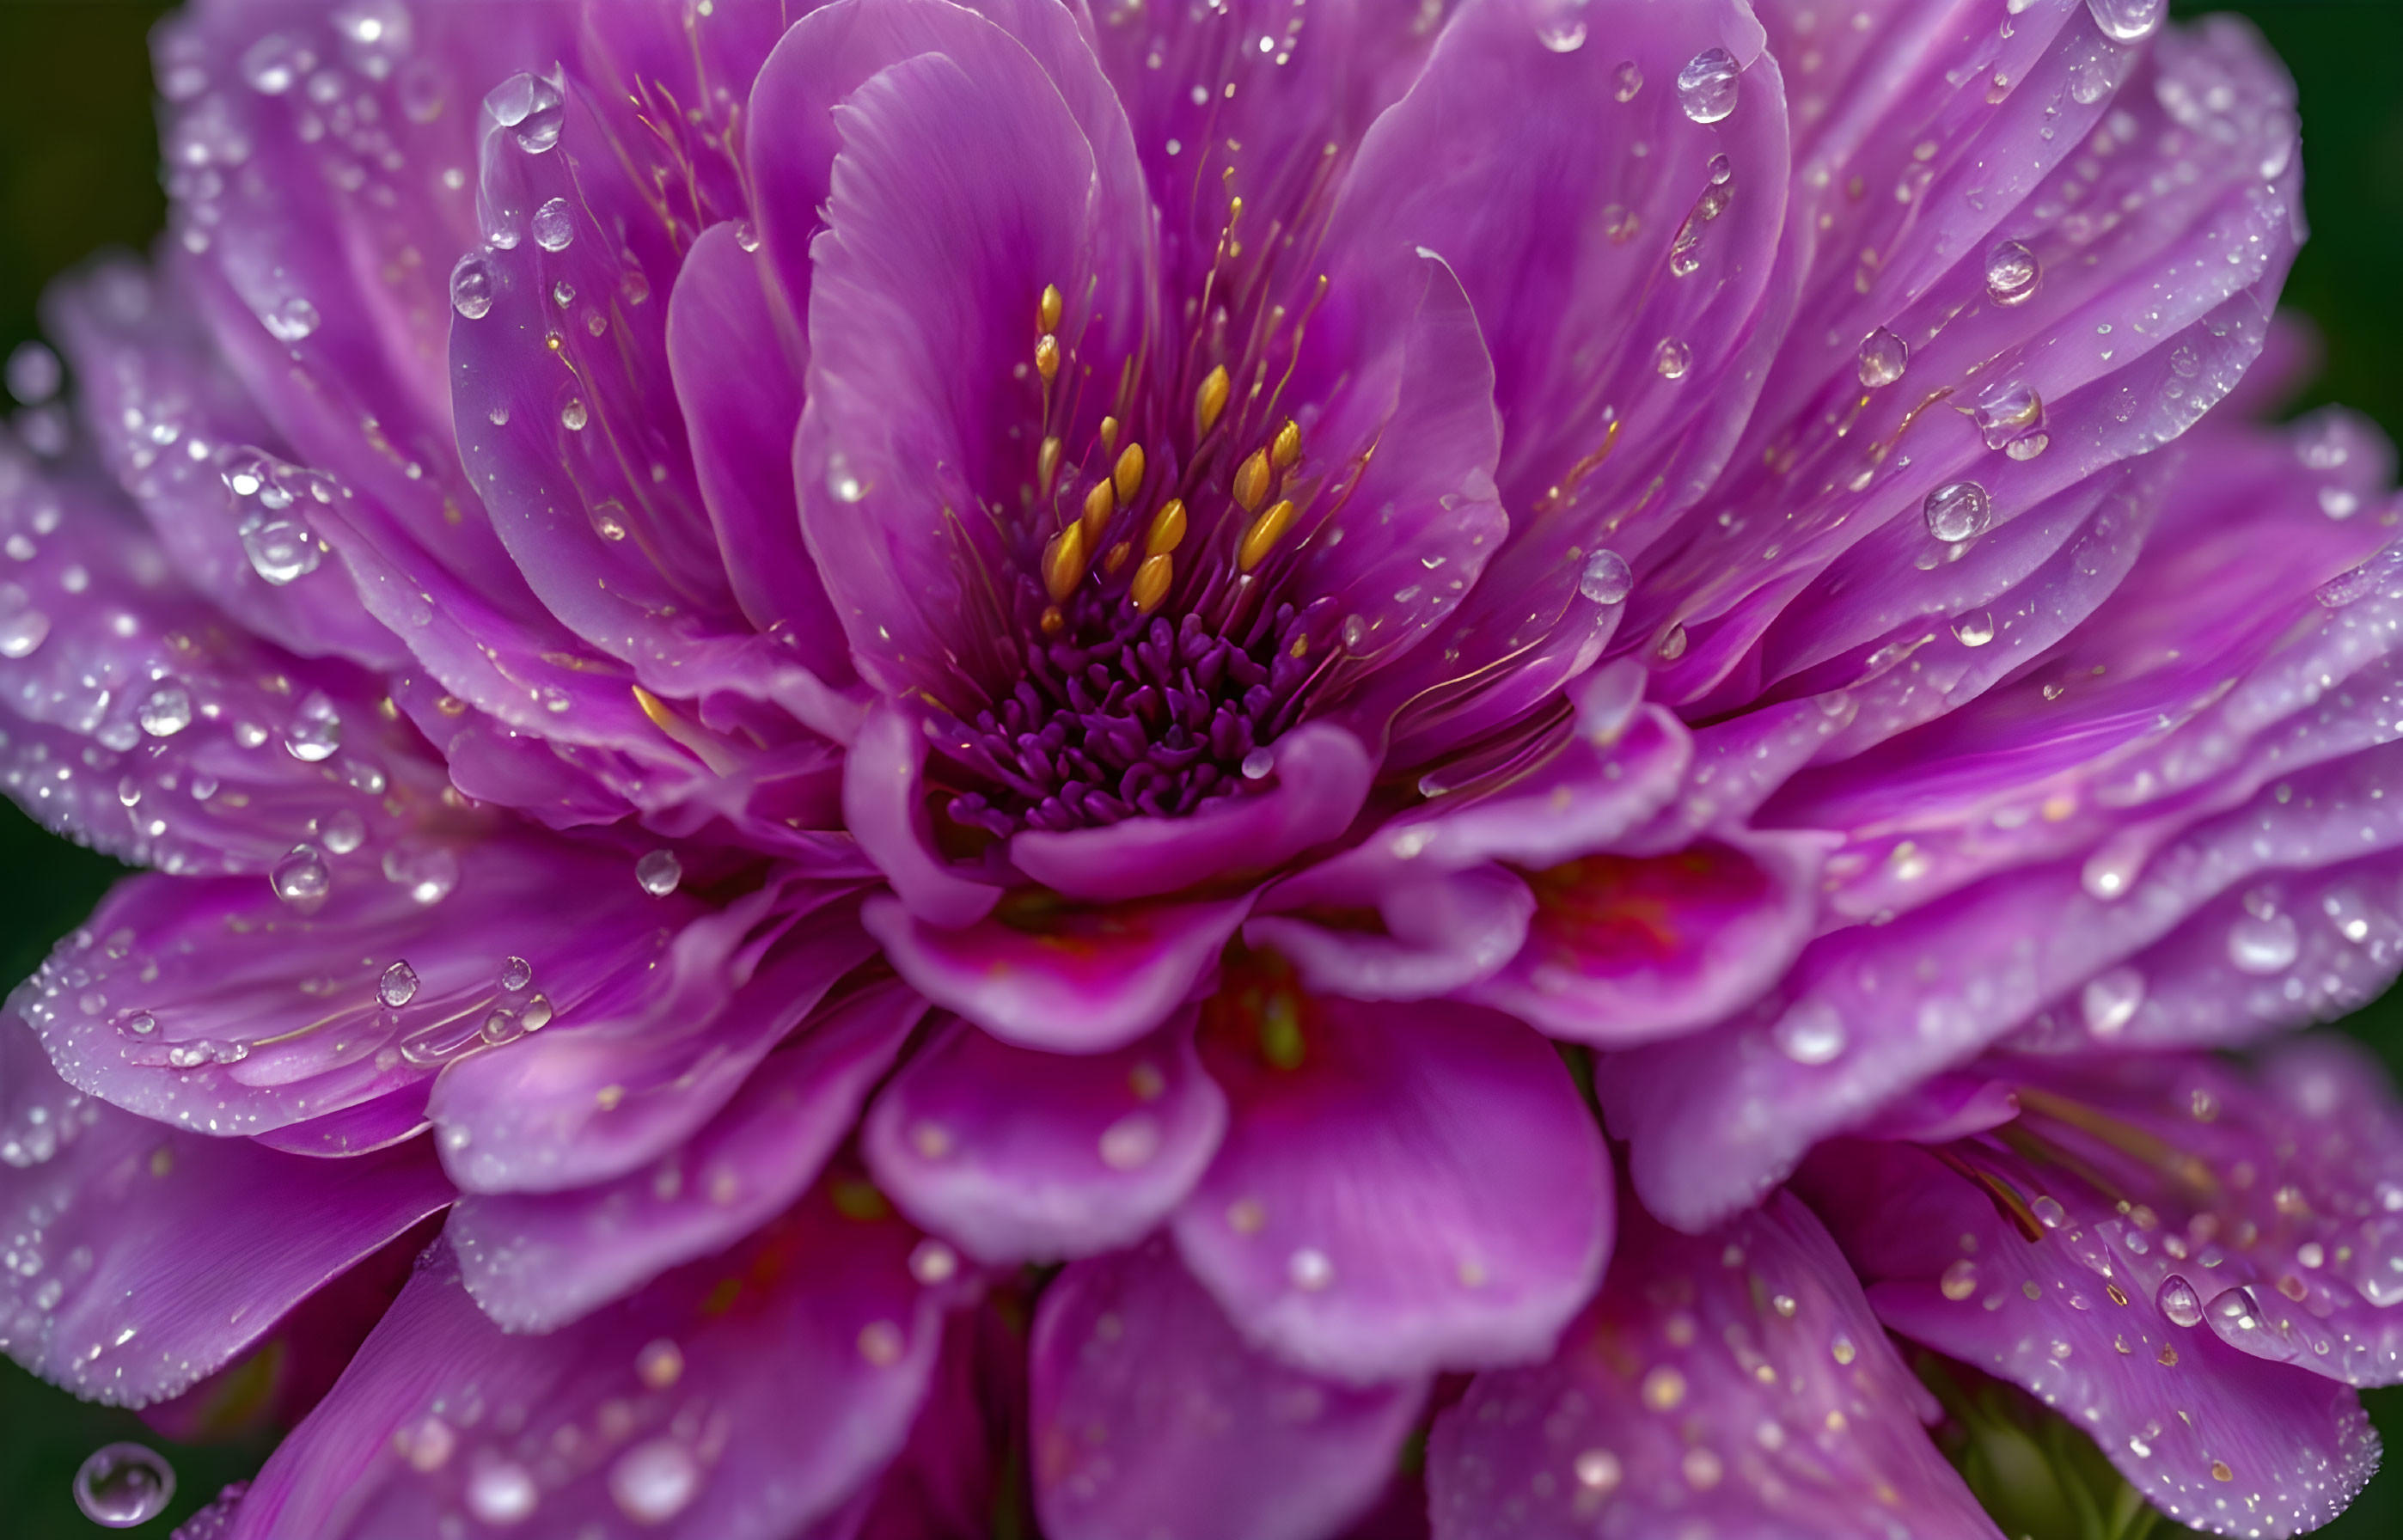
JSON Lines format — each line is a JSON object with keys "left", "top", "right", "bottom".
{"left": 2, "top": 0, "right": 2399, "bottom": 1536}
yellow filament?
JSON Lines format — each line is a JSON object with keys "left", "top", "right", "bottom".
{"left": 1238, "top": 499, "right": 1296, "bottom": 572}
{"left": 1145, "top": 498, "right": 1187, "bottom": 557}
{"left": 1042, "top": 522, "right": 1087, "bottom": 602}
{"left": 1131, "top": 553, "right": 1174, "bottom": 614}
{"left": 1232, "top": 449, "right": 1272, "bottom": 513}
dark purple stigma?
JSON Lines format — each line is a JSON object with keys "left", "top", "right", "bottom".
{"left": 936, "top": 570, "right": 1341, "bottom": 835}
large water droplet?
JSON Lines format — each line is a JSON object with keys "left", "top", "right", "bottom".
{"left": 2080, "top": 965, "right": 2145, "bottom": 1037}
{"left": 1578, "top": 549, "right": 1632, "bottom": 605}
{"left": 498, "top": 956, "right": 533, "bottom": 992}
{"left": 530, "top": 196, "right": 574, "bottom": 253}
{"left": 242, "top": 517, "right": 321, "bottom": 584}
{"left": 1972, "top": 380, "right": 2045, "bottom": 451}
{"left": 1533, "top": 1, "right": 1587, "bottom": 52}
{"left": 1984, "top": 240, "right": 2040, "bottom": 307}
{"left": 1773, "top": 1001, "right": 1845, "bottom": 1064}
{"left": 272, "top": 844, "right": 331, "bottom": 908}
{"left": 610, "top": 1439, "right": 700, "bottom": 1525}
{"left": 2206, "top": 1285, "right": 2297, "bottom": 1360}
{"left": 260, "top": 296, "right": 320, "bottom": 344}
{"left": 1612, "top": 61, "right": 1642, "bottom": 101}
{"left": 1676, "top": 47, "right": 1740, "bottom": 124}
{"left": 636, "top": 848, "right": 682, "bottom": 897}
{"left": 1856, "top": 327, "right": 1908, "bottom": 388}
{"left": 826, "top": 454, "right": 866, "bottom": 504}
{"left": 485, "top": 72, "right": 565, "bottom": 155}
{"left": 138, "top": 682, "right": 193, "bottom": 737}
{"left": 74, "top": 1443, "right": 174, "bottom": 1528}
{"left": 2158, "top": 1274, "right": 2204, "bottom": 1329}
{"left": 379, "top": 960, "right": 419, "bottom": 1008}
{"left": 1654, "top": 337, "right": 1691, "bottom": 379}
{"left": 1923, "top": 481, "right": 1993, "bottom": 542}
{"left": 1951, "top": 610, "right": 1995, "bottom": 647}
{"left": 560, "top": 398, "right": 589, "bottom": 432}
{"left": 0, "top": 605, "right": 51, "bottom": 658}
{"left": 2086, "top": 0, "right": 2165, "bottom": 43}
{"left": 2227, "top": 911, "right": 2298, "bottom": 975}
{"left": 284, "top": 690, "right": 341, "bottom": 762}
{"left": 450, "top": 254, "right": 496, "bottom": 321}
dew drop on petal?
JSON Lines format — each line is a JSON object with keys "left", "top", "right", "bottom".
{"left": 1098, "top": 1112, "right": 1162, "bottom": 1170}
{"left": 1923, "top": 480, "right": 1993, "bottom": 542}
{"left": 283, "top": 690, "right": 341, "bottom": 761}
{"left": 242, "top": 517, "right": 321, "bottom": 584}
{"left": 497, "top": 956, "right": 533, "bottom": 992}
{"left": 2080, "top": 966, "right": 2144, "bottom": 1037}
{"left": 271, "top": 844, "right": 331, "bottom": 908}
{"left": 559, "top": 398, "right": 589, "bottom": 432}
{"left": 138, "top": 683, "right": 193, "bottom": 737}
{"left": 908, "top": 1238, "right": 959, "bottom": 1284}
{"left": 1612, "top": 60, "right": 1642, "bottom": 101}
{"left": 74, "top": 1444, "right": 174, "bottom": 1528}
{"left": 1578, "top": 548, "right": 1632, "bottom": 605}
{"left": 609, "top": 1439, "right": 700, "bottom": 1525}
{"left": 484, "top": 72, "right": 565, "bottom": 155}
{"left": 238, "top": 34, "right": 306, "bottom": 95}
{"left": 1676, "top": 47, "right": 1740, "bottom": 123}
{"left": 1853, "top": 327, "right": 1908, "bottom": 388}
{"left": 1533, "top": 3, "right": 1587, "bottom": 53}
{"left": 530, "top": 197, "right": 573, "bottom": 252}
{"left": 825, "top": 453, "right": 865, "bottom": 504}
{"left": 1984, "top": 239, "right": 2040, "bottom": 307}
{"left": 1774, "top": 1001, "right": 1845, "bottom": 1064}
{"left": 1288, "top": 1248, "right": 1335, "bottom": 1291}
{"left": 1574, "top": 1448, "right": 1622, "bottom": 1493}
{"left": 0, "top": 606, "right": 51, "bottom": 658}
{"left": 378, "top": 960, "right": 419, "bottom": 1008}
{"left": 1654, "top": 337, "right": 1691, "bottom": 379}
{"left": 2157, "top": 1274, "right": 2204, "bottom": 1329}
{"left": 636, "top": 848, "right": 682, "bottom": 897}
{"left": 2227, "top": 912, "right": 2298, "bottom": 975}
{"left": 1951, "top": 610, "right": 1995, "bottom": 647}
{"left": 465, "top": 1460, "right": 539, "bottom": 1526}
{"left": 2086, "top": 0, "right": 2165, "bottom": 43}
{"left": 1972, "top": 381, "right": 2045, "bottom": 450}
{"left": 733, "top": 220, "right": 761, "bottom": 253}
{"left": 449, "top": 254, "right": 495, "bottom": 321}
{"left": 1940, "top": 1259, "right": 1978, "bottom": 1300}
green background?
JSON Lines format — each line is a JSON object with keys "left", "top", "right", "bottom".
{"left": 0, "top": 1, "right": 2400, "bottom": 1535}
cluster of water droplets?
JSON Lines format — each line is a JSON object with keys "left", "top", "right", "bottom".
{"left": 219, "top": 447, "right": 336, "bottom": 586}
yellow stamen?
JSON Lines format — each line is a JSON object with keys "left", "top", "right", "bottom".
{"left": 1103, "top": 540, "right": 1134, "bottom": 577}
{"left": 1038, "top": 283, "right": 1064, "bottom": 335}
{"left": 1042, "top": 521, "right": 1087, "bottom": 602}
{"left": 1114, "top": 443, "right": 1146, "bottom": 504}
{"left": 1036, "top": 333, "right": 1061, "bottom": 384}
{"left": 1195, "top": 365, "right": 1231, "bottom": 437}
{"left": 1131, "top": 553, "right": 1174, "bottom": 614}
{"left": 1237, "top": 498, "right": 1296, "bottom": 572}
{"left": 1272, "top": 419, "right": 1301, "bottom": 471}
{"left": 1040, "top": 604, "right": 1066, "bottom": 635}
{"left": 1099, "top": 416, "right": 1121, "bottom": 459}
{"left": 1080, "top": 477, "right": 1116, "bottom": 540}
{"left": 1145, "top": 498, "right": 1187, "bottom": 557}
{"left": 1232, "top": 449, "right": 1272, "bottom": 513}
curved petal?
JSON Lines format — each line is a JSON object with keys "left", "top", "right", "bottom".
{"left": 865, "top": 889, "right": 1250, "bottom": 1054}
{"left": 864, "top": 1011, "right": 1227, "bottom": 1264}
{"left": 0, "top": 1019, "right": 450, "bottom": 1408}
{"left": 1032, "top": 1236, "right": 1428, "bottom": 1540}
{"left": 1806, "top": 1138, "right": 2379, "bottom": 1539}
{"left": 1176, "top": 977, "right": 1610, "bottom": 1381}
{"left": 447, "top": 978, "right": 926, "bottom": 1331}
{"left": 1426, "top": 1189, "right": 2005, "bottom": 1540}
{"left": 1008, "top": 722, "right": 1375, "bottom": 903}
{"left": 1245, "top": 862, "right": 1533, "bottom": 1003}
{"left": 225, "top": 1176, "right": 970, "bottom": 1540}
{"left": 843, "top": 700, "right": 1002, "bottom": 927}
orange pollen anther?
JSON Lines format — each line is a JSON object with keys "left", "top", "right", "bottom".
{"left": 1232, "top": 449, "right": 1273, "bottom": 514}
{"left": 1145, "top": 498, "right": 1187, "bottom": 557}
{"left": 1114, "top": 443, "right": 1146, "bottom": 504}
{"left": 1238, "top": 499, "right": 1297, "bottom": 572}
{"left": 1195, "top": 366, "right": 1231, "bottom": 437}
{"left": 1131, "top": 553, "right": 1174, "bottom": 614}
{"left": 1042, "top": 521, "right": 1088, "bottom": 602}
{"left": 1272, "top": 419, "right": 1301, "bottom": 471}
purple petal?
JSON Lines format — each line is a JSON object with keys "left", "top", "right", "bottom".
{"left": 1807, "top": 1136, "right": 2379, "bottom": 1538}
{"left": 21, "top": 834, "right": 707, "bottom": 1140}
{"left": 226, "top": 1176, "right": 970, "bottom": 1540}
{"left": 1032, "top": 1236, "right": 1428, "bottom": 1540}
{"left": 864, "top": 1012, "right": 1227, "bottom": 1263}
{"left": 448, "top": 978, "right": 926, "bottom": 1330}
{"left": 1427, "top": 1189, "right": 2004, "bottom": 1540}
{"left": 0, "top": 1018, "right": 450, "bottom": 1407}
{"left": 865, "top": 889, "right": 1251, "bottom": 1054}
{"left": 1008, "top": 722, "right": 1374, "bottom": 903}
{"left": 426, "top": 887, "right": 878, "bottom": 1194}
{"left": 843, "top": 701, "right": 1001, "bottom": 928}
{"left": 1176, "top": 980, "right": 1609, "bottom": 1380}
{"left": 1246, "top": 863, "right": 1534, "bottom": 1002}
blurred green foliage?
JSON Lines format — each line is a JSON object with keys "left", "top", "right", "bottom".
{"left": 1, "top": 1, "right": 2401, "bottom": 1535}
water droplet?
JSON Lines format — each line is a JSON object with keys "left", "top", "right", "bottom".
{"left": 466, "top": 1459, "right": 539, "bottom": 1526}
{"left": 1238, "top": 747, "right": 1276, "bottom": 781}
{"left": 636, "top": 848, "right": 682, "bottom": 896}
{"left": 2227, "top": 912, "right": 2298, "bottom": 975}
{"left": 1941, "top": 1259, "right": 1979, "bottom": 1300}
{"left": 138, "top": 683, "right": 193, "bottom": 737}
{"left": 383, "top": 845, "right": 459, "bottom": 906}
{"left": 517, "top": 993, "right": 554, "bottom": 1031}
{"left": 2158, "top": 1274, "right": 2204, "bottom": 1328}
{"left": 1984, "top": 239, "right": 2040, "bottom": 307}
{"left": 121, "top": 1011, "right": 157, "bottom": 1038}
{"left": 1098, "top": 1112, "right": 1162, "bottom": 1170}
{"left": 1707, "top": 153, "right": 1733, "bottom": 186}
{"left": 271, "top": 844, "right": 331, "bottom": 908}
{"left": 283, "top": 690, "right": 341, "bottom": 761}
{"left": 1654, "top": 337, "right": 1691, "bottom": 379}
{"left": 2032, "top": 1195, "right": 2067, "bottom": 1230}
{"left": 2205, "top": 1285, "right": 2294, "bottom": 1359}
{"left": 1288, "top": 1247, "right": 1334, "bottom": 1291}
{"left": 908, "top": 1239, "right": 958, "bottom": 1285}
{"left": 1654, "top": 624, "right": 1688, "bottom": 662}
{"left": 480, "top": 1008, "right": 519, "bottom": 1044}
{"left": 1612, "top": 60, "right": 1642, "bottom": 101}
{"left": 242, "top": 517, "right": 321, "bottom": 584}
{"left": 0, "top": 606, "right": 51, "bottom": 658}
{"left": 1574, "top": 1448, "right": 1622, "bottom": 1493}
{"left": 559, "top": 398, "right": 589, "bottom": 432}
{"left": 378, "top": 960, "right": 419, "bottom": 1008}
{"left": 1951, "top": 610, "right": 1995, "bottom": 647}
{"left": 485, "top": 72, "right": 565, "bottom": 155}
{"left": 2081, "top": 966, "right": 2145, "bottom": 1037}
{"left": 497, "top": 956, "right": 532, "bottom": 992}
{"left": 1676, "top": 47, "right": 1740, "bottom": 124}
{"left": 239, "top": 34, "right": 311, "bottom": 95}
{"left": 260, "top": 296, "right": 320, "bottom": 343}
{"left": 1972, "top": 380, "right": 2045, "bottom": 450}
{"left": 610, "top": 1439, "right": 700, "bottom": 1525}
{"left": 1578, "top": 548, "right": 1633, "bottom": 605}
{"left": 530, "top": 196, "right": 574, "bottom": 252}
{"left": 74, "top": 1444, "right": 174, "bottom": 1527}
{"left": 1774, "top": 1001, "right": 1845, "bottom": 1064}
{"left": 1923, "top": 480, "right": 1993, "bottom": 542}
{"left": 318, "top": 808, "right": 365, "bottom": 855}
{"left": 1534, "top": 3, "right": 1587, "bottom": 52}
{"left": 825, "top": 453, "right": 865, "bottom": 504}
{"left": 2086, "top": 0, "right": 2164, "bottom": 43}
{"left": 449, "top": 254, "right": 495, "bottom": 321}
{"left": 733, "top": 220, "right": 761, "bottom": 253}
